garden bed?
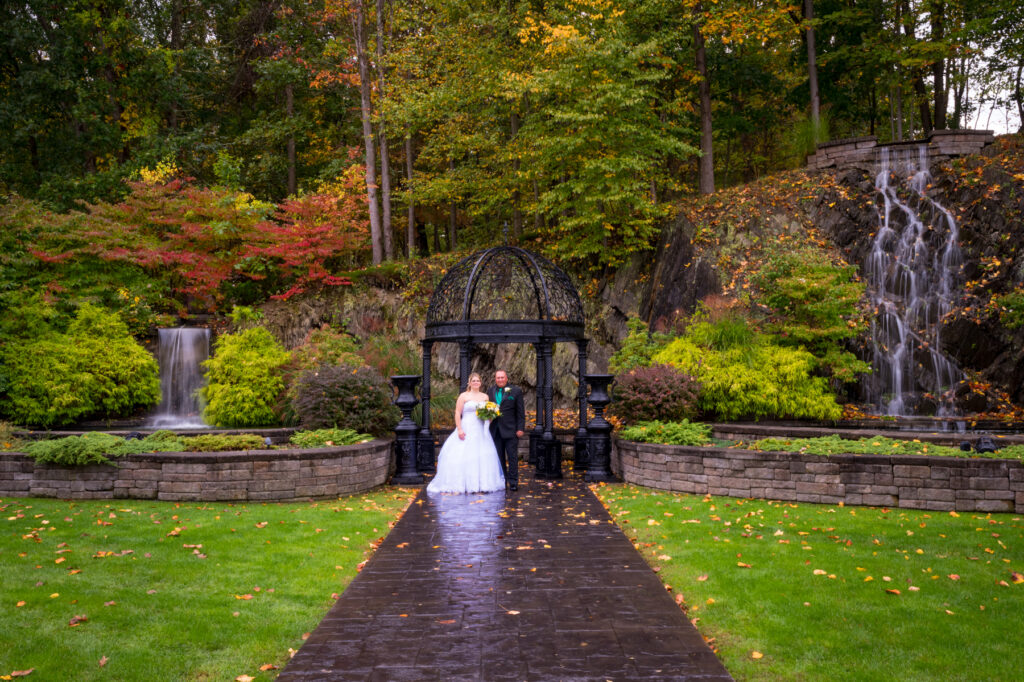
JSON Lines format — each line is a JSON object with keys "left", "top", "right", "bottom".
{"left": 0, "top": 438, "right": 393, "bottom": 502}
{"left": 612, "top": 438, "right": 1024, "bottom": 513}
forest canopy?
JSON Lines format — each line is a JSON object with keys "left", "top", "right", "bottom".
{"left": 2, "top": 0, "right": 1023, "bottom": 269}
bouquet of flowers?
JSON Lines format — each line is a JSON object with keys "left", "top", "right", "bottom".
{"left": 476, "top": 401, "right": 501, "bottom": 421}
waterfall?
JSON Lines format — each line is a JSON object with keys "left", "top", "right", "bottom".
{"left": 150, "top": 328, "right": 210, "bottom": 428}
{"left": 864, "top": 144, "right": 964, "bottom": 415}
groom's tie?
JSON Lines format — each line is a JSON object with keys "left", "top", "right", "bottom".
{"left": 496, "top": 388, "right": 503, "bottom": 403}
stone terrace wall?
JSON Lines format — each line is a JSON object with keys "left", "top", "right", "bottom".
{"left": 806, "top": 129, "right": 995, "bottom": 172}
{"left": 613, "top": 439, "right": 1024, "bottom": 513}
{"left": 0, "top": 438, "right": 394, "bottom": 501}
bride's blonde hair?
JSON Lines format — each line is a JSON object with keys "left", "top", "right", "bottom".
{"left": 466, "top": 372, "right": 483, "bottom": 390}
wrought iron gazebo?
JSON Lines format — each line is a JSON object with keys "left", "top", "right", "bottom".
{"left": 394, "top": 246, "right": 613, "bottom": 483}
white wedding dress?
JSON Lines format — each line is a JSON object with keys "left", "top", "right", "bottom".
{"left": 427, "top": 401, "right": 505, "bottom": 494}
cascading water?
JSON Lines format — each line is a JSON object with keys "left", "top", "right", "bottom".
{"left": 149, "top": 328, "right": 210, "bottom": 428}
{"left": 864, "top": 144, "right": 964, "bottom": 415}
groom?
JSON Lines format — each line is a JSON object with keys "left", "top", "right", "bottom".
{"left": 488, "top": 369, "right": 525, "bottom": 491}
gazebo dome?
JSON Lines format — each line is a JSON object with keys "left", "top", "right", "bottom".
{"left": 424, "top": 246, "right": 585, "bottom": 344}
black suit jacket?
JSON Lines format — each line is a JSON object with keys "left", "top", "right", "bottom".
{"left": 487, "top": 384, "right": 525, "bottom": 438}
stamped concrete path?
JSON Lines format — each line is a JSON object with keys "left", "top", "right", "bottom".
{"left": 278, "top": 471, "right": 733, "bottom": 681}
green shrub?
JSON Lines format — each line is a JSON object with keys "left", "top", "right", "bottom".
{"left": 356, "top": 334, "right": 420, "bottom": 378}
{"left": 0, "top": 303, "right": 161, "bottom": 427}
{"left": 749, "top": 435, "right": 966, "bottom": 458}
{"left": 201, "top": 327, "right": 291, "bottom": 428}
{"left": 750, "top": 246, "right": 869, "bottom": 382}
{"left": 618, "top": 420, "right": 713, "bottom": 446}
{"left": 180, "top": 434, "right": 266, "bottom": 451}
{"left": 289, "top": 428, "right": 373, "bottom": 448}
{"left": 290, "top": 363, "right": 399, "bottom": 436}
{"left": 608, "top": 365, "right": 701, "bottom": 425}
{"left": 25, "top": 433, "right": 128, "bottom": 466}
{"left": 1, "top": 422, "right": 24, "bottom": 451}
{"left": 609, "top": 318, "right": 672, "bottom": 373}
{"left": 992, "top": 288, "right": 1024, "bottom": 330}
{"left": 277, "top": 325, "right": 364, "bottom": 424}
{"left": 652, "top": 325, "right": 842, "bottom": 421}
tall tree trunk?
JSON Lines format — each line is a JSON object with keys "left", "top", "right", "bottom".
{"left": 448, "top": 160, "right": 457, "bottom": 251}
{"left": 511, "top": 110, "right": 522, "bottom": 238}
{"left": 693, "top": 6, "right": 714, "bottom": 195}
{"left": 375, "top": 0, "right": 393, "bottom": 260}
{"left": 533, "top": 180, "right": 543, "bottom": 231}
{"left": 169, "top": 0, "right": 182, "bottom": 130}
{"left": 285, "top": 83, "right": 296, "bottom": 196}
{"left": 1015, "top": 64, "right": 1024, "bottom": 133}
{"left": 804, "top": 0, "right": 820, "bottom": 133}
{"left": 405, "top": 133, "right": 416, "bottom": 258}
{"left": 352, "top": 0, "right": 383, "bottom": 264}
{"left": 896, "top": 83, "right": 904, "bottom": 140}
{"left": 900, "top": 0, "right": 933, "bottom": 134}
{"left": 930, "top": 0, "right": 947, "bottom": 130}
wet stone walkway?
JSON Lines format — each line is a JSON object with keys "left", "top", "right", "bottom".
{"left": 278, "top": 471, "right": 733, "bottom": 681}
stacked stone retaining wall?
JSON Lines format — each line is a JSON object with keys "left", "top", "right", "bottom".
{"left": 613, "top": 439, "right": 1024, "bottom": 513}
{"left": 806, "top": 129, "right": 995, "bottom": 171}
{"left": 0, "top": 438, "right": 394, "bottom": 501}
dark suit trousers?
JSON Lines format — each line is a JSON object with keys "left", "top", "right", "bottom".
{"left": 492, "top": 431, "right": 519, "bottom": 482}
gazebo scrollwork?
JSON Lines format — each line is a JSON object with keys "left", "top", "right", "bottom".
{"left": 391, "top": 246, "right": 615, "bottom": 484}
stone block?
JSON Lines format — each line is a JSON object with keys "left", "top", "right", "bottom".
{"left": 163, "top": 463, "right": 206, "bottom": 475}
{"left": 795, "top": 481, "right": 839, "bottom": 496}
{"left": 745, "top": 467, "right": 774, "bottom": 480}
{"left": 970, "top": 477, "right": 1009, "bottom": 491}
{"left": 806, "top": 462, "right": 840, "bottom": 475}
{"left": 984, "top": 490, "right": 1015, "bottom": 500}
{"left": 796, "top": 493, "right": 821, "bottom": 504}
{"left": 893, "top": 465, "right": 931, "bottom": 479}
{"left": 160, "top": 481, "right": 201, "bottom": 494}
{"left": 955, "top": 489, "right": 984, "bottom": 500}
{"left": 861, "top": 494, "right": 898, "bottom": 507}
{"left": 975, "top": 499, "right": 1014, "bottom": 513}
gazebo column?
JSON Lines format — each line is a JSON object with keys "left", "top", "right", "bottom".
{"left": 529, "top": 341, "right": 544, "bottom": 469}
{"left": 540, "top": 340, "right": 561, "bottom": 479}
{"left": 458, "top": 340, "right": 473, "bottom": 392}
{"left": 573, "top": 339, "right": 589, "bottom": 471}
{"left": 417, "top": 340, "right": 436, "bottom": 474}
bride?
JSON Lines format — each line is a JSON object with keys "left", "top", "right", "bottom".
{"left": 427, "top": 372, "right": 506, "bottom": 494}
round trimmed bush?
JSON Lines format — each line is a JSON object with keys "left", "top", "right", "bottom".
{"left": 201, "top": 327, "right": 291, "bottom": 427}
{"left": 608, "top": 364, "right": 701, "bottom": 425}
{"left": 290, "top": 363, "right": 399, "bottom": 436}
{"left": 0, "top": 303, "right": 160, "bottom": 427}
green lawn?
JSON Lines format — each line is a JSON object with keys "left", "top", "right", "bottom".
{"left": 594, "top": 484, "right": 1024, "bottom": 681}
{"left": 1, "top": 490, "right": 415, "bottom": 680}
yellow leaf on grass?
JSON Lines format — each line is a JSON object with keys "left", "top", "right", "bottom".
{"left": 235, "top": 676, "right": 255, "bottom": 682}
{"left": 259, "top": 664, "right": 278, "bottom": 671}
{"left": 737, "top": 562, "right": 751, "bottom": 568}
{"left": 885, "top": 589, "right": 901, "bottom": 595}
{"left": 697, "top": 574, "right": 708, "bottom": 582}
{"left": 235, "top": 594, "right": 253, "bottom": 600}
{"left": 751, "top": 651, "right": 764, "bottom": 660}
{"left": 1011, "top": 572, "right": 1024, "bottom": 584}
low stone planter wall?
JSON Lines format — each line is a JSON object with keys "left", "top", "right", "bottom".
{"left": 0, "top": 438, "right": 394, "bottom": 501}
{"left": 613, "top": 439, "right": 1024, "bottom": 513}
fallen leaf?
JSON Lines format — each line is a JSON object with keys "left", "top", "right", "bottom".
{"left": 751, "top": 651, "right": 764, "bottom": 660}
{"left": 259, "top": 664, "right": 278, "bottom": 671}
{"left": 885, "top": 589, "right": 901, "bottom": 595}
{"left": 813, "top": 569, "right": 827, "bottom": 575}
{"left": 1011, "top": 572, "right": 1024, "bottom": 584}
{"left": 507, "top": 610, "right": 520, "bottom": 615}
{"left": 948, "top": 574, "right": 960, "bottom": 581}
{"left": 737, "top": 562, "right": 751, "bottom": 568}
{"left": 235, "top": 676, "right": 255, "bottom": 682}
{"left": 16, "top": 600, "right": 26, "bottom": 607}
{"left": 98, "top": 656, "right": 108, "bottom": 668}
{"left": 68, "top": 614, "right": 88, "bottom": 627}
{"left": 10, "top": 670, "right": 34, "bottom": 677}
{"left": 235, "top": 594, "right": 253, "bottom": 600}
{"left": 437, "top": 619, "right": 456, "bottom": 624}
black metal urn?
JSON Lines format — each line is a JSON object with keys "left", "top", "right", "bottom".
{"left": 391, "top": 375, "right": 424, "bottom": 485}
{"left": 584, "top": 374, "right": 616, "bottom": 482}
